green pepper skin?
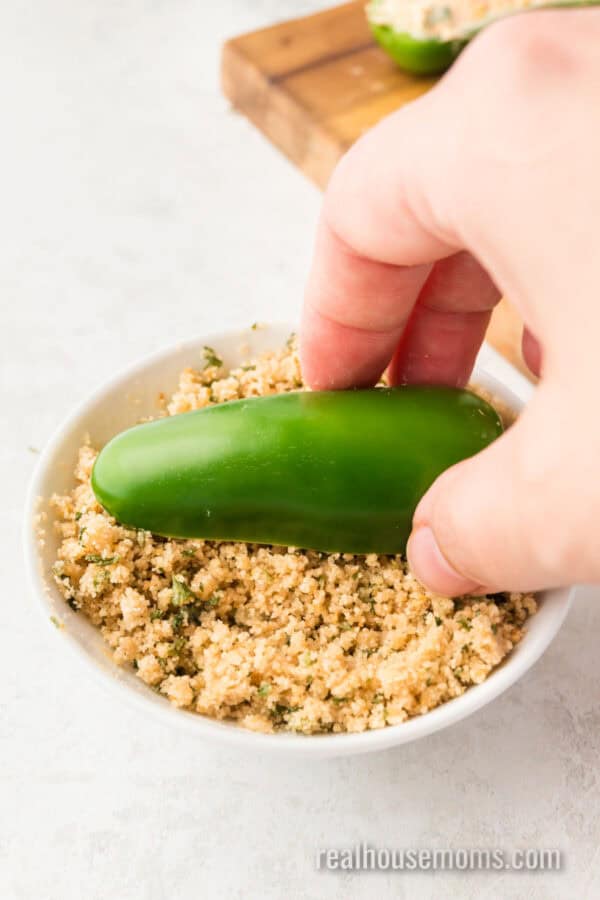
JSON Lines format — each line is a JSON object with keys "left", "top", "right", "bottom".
{"left": 370, "top": 23, "right": 467, "bottom": 75}
{"left": 91, "top": 387, "right": 503, "bottom": 555}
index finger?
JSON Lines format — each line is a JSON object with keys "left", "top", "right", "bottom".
{"left": 300, "top": 95, "right": 462, "bottom": 390}
{"left": 301, "top": 219, "right": 433, "bottom": 389}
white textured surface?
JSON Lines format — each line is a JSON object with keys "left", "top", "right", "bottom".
{"left": 3, "top": 2, "right": 600, "bottom": 898}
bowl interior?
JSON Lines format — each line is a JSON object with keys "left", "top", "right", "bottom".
{"left": 24, "top": 323, "right": 572, "bottom": 758}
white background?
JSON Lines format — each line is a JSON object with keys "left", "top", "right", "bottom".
{"left": 2, "top": 2, "right": 600, "bottom": 898}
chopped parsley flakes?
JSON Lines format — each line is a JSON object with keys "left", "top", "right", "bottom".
{"left": 85, "top": 554, "right": 120, "bottom": 566}
{"left": 203, "top": 346, "right": 223, "bottom": 369}
{"left": 172, "top": 577, "right": 194, "bottom": 606}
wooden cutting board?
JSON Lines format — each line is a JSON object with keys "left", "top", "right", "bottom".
{"left": 221, "top": 1, "right": 530, "bottom": 378}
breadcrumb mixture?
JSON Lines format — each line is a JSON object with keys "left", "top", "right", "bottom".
{"left": 50, "top": 337, "right": 536, "bottom": 735}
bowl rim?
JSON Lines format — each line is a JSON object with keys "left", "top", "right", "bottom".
{"left": 23, "top": 323, "right": 573, "bottom": 758}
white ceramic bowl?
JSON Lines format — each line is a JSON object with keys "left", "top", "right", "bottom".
{"left": 23, "top": 323, "right": 572, "bottom": 758}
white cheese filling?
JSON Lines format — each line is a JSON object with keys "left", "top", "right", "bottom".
{"left": 367, "top": 0, "right": 560, "bottom": 41}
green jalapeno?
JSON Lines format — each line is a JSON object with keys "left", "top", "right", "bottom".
{"left": 369, "top": 23, "right": 467, "bottom": 75}
{"left": 368, "top": 1, "right": 598, "bottom": 75}
{"left": 91, "top": 386, "right": 503, "bottom": 555}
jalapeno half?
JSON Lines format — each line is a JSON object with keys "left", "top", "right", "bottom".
{"left": 92, "top": 386, "right": 503, "bottom": 555}
{"left": 369, "top": 23, "right": 467, "bottom": 75}
{"left": 369, "top": 1, "right": 599, "bottom": 75}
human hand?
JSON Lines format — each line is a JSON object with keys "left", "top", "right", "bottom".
{"left": 300, "top": 10, "right": 600, "bottom": 595}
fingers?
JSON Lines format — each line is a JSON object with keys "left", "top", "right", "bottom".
{"left": 406, "top": 387, "right": 595, "bottom": 593}
{"left": 301, "top": 222, "right": 432, "bottom": 389}
{"left": 389, "top": 252, "right": 501, "bottom": 387}
{"left": 522, "top": 327, "right": 542, "bottom": 377}
{"left": 300, "top": 96, "right": 460, "bottom": 390}
{"left": 302, "top": 225, "right": 499, "bottom": 392}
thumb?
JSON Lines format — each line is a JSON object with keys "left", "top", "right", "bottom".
{"left": 406, "top": 388, "right": 586, "bottom": 594}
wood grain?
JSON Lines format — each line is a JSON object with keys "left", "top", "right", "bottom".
{"left": 221, "top": 2, "right": 531, "bottom": 379}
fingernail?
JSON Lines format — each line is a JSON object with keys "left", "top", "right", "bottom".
{"left": 406, "top": 526, "right": 482, "bottom": 597}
